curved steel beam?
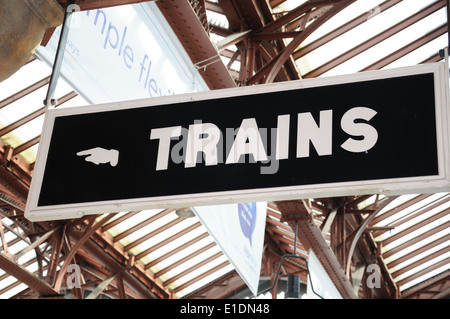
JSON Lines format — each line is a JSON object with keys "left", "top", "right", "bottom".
{"left": 54, "top": 214, "right": 115, "bottom": 292}
{"left": 344, "top": 197, "right": 397, "bottom": 278}
{"left": 344, "top": 209, "right": 378, "bottom": 279}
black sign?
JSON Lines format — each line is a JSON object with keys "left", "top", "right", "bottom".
{"left": 26, "top": 64, "right": 450, "bottom": 221}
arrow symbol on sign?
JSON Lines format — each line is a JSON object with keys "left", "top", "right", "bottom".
{"left": 77, "top": 147, "right": 119, "bottom": 167}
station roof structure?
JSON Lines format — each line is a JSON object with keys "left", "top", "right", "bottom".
{"left": 0, "top": 0, "right": 449, "bottom": 299}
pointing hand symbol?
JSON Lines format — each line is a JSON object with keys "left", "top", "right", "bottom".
{"left": 77, "top": 147, "right": 119, "bottom": 167}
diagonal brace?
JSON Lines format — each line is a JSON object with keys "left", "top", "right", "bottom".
{"left": 14, "top": 227, "right": 59, "bottom": 261}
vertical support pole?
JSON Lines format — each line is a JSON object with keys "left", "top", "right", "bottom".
{"left": 238, "top": 43, "right": 247, "bottom": 85}
{"left": 46, "top": 225, "right": 66, "bottom": 286}
{"left": 246, "top": 39, "right": 256, "bottom": 84}
{"left": 341, "top": 206, "right": 346, "bottom": 268}
{"left": 117, "top": 275, "right": 127, "bottom": 299}
{"left": 44, "top": 2, "right": 74, "bottom": 108}
{"left": 293, "top": 220, "right": 298, "bottom": 256}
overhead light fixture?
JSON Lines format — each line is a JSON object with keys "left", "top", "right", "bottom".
{"left": 259, "top": 221, "right": 314, "bottom": 299}
{"left": 175, "top": 207, "right": 195, "bottom": 218}
{"left": 285, "top": 274, "right": 301, "bottom": 299}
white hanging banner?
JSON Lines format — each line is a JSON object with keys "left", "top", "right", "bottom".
{"left": 36, "top": 2, "right": 208, "bottom": 104}
{"left": 306, "top": 250, "right": 343, "bottom": 299}
{"left": 193, "top": 202, "right": 267, "bottom": 296}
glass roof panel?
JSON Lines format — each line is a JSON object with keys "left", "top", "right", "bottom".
{"left": 0, "top": 57, "right": 88, "bottom": 164}
{"left": 0, "top": 59, "right": 51, "bottom": 101}
{"left": 0, "top": 87, "right": 46, "bottom": 125}
{"left": 137, "top": 220, "right": 202, "bottom": 261}
{"left": 207, "top": 10, "right": 229, "bottom": 30}
{"left": 382, "top": 214, "right": 450, "bottom": 253}
{"left": 296, "top": 0, "right": 445, "bottom": 77}
{"left": 124, "top": 213, "right": 178, "bottom": 243}
{"left": 384, "top": 228, "right": 450, "bottom": 264}
{"left": 167, "top": 254, "right": 231, "bottom": 289}
{"left": 176, "top": 263, "right": 235, "bottom": 298}
{"left": 323, "top": 8, "right": 448, "bottom": 76}
{"left": 108, "top": 209, "right": 164, "bottom": 234}
{"left": 389, "top": 240, "right": 450, "bottom": 272}
{"left": 394, "top": 252, "right": 450, "bottom": 282}
{"left": 388, "top": 34, "right": 448, "bottom": 67}
{"left": 399, "top": 264, "right": 450, "bottom": 291}
{"left": 147, "top": 234, "right": 215, "bottom": 274}
{"left": 162, "top": 246, "right": 224, "bottom": 284}
{"left": 374, "top": 194, "right": 450, "bottom": 238}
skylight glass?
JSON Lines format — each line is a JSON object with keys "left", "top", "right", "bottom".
{"left": 381, "top": 214, "right": 450, "bottom": 253}
{"left": 399, "top": 264, "right": 450, "bottom": 291}
{"left": 296, "top": 0, "right": 446, "bottom": 77}
{"left": 384, "top": 228, "right": 450, "bottom": 264}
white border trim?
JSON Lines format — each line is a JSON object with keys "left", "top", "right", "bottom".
{"left": 25, "top": 63, "right": 450, "bottom": 221}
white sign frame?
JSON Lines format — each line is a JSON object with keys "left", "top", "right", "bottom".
{"left": 25, "top": 63, "right": 450, "bottom": 221}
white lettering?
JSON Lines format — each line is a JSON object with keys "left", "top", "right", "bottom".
{"left": 180, "top": 303, "right": 214, "bottom": 316}
{"left": 225, "top": 118, "right": 268, "bottom": 164}
{"left": 185, "top": 123, "right": 222, "bottom": 168}
{"left": 366, "top": 264, "right": 381, "bottom": 288}
{"left": 297, "top": 110, "right": 333, "bottom": 158}
{"left": 340, "top": 107, "right": 378, "bottom": 153}
{"left": 150, "top": 126, "right": 182, "bottom": 170}
{"left": 276, "top": 114, "right": 290, "bottom": 160}
{"left": 66, "top": 264, "right": 82, "bottom": 289}
{"left": 150, "top": 106, "right": 378, "bottom": 171}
